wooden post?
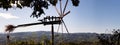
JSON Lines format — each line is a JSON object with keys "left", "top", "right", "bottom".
{"left": 51, "top": 24, "right": 54, "bottom": 45}
{"left": 6, "top": 32, "right": 10, "bottom": 45}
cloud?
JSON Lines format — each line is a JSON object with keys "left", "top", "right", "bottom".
{"left": 0, "top": 13, "right": 19, "bottom": 19}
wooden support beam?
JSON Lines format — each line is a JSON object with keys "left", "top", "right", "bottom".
{"left": 51, "top": 24, "right": 54, "bottom": 45}
{"left": 15, "top": 20, "right": 61, "bottom": 28}
{"left": 15, "top": 22, "right": 43, "bottom": 28}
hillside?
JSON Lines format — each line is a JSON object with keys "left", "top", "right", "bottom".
{"left": 0, "top": 31, "right": 108, "bottom": 45}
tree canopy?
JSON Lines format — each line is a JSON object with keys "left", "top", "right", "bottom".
{"left": 0, "top": 0, "right": 80, "bottom": 18}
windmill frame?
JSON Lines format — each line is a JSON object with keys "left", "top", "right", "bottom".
{"left": 5, "top": 0, "right": 71, "bottom": 45}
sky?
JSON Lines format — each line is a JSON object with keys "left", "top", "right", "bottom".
{"left": 0, "top": 0, "right": 120, "bottom": 33}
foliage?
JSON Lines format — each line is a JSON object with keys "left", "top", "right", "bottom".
{"left": 111, "top": 29, "right": 120, "bottom": 45}
{"left": 5, "top": 34, "right": 101, "bottom": 45}
{"left": 97, "top": 29, "right": 120, "bottom": 45}
{"left": 97, "top": 34, "right": 111, "bottom": 45}
{"left": 5, "top": 25, "right": 15, "bottom": 32}
{"left": 9, "top": 40, "right": 98, "bottom": 45}
{"left": 0, "top": 0, "right": 80, "bottom": 18}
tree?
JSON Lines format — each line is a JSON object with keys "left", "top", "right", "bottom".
{"left": 97, "top": 29, "right": 120, "bottom": 45}
{"left": 0, "top": 0, "right": 80, "bottom": 18}
{"left": 97, "top": 34, "right": 111, "bottom": 45}
{"left": 111, "top": 29, "right": 120, "bottom": 45}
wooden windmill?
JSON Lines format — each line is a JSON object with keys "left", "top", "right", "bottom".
{"left": 5, "top": 0, "right": 80, "bottom": 45}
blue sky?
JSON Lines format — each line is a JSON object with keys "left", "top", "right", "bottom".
{"left": 0, "top": 0, "right": 120, "bottom": 33}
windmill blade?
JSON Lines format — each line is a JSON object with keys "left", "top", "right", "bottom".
{"left": 54, "top": 6, "right": 61, "bottom": 16}
{"left": 59, "top": 0, "right": 63, "bottom": 16}
{"left": 61, "top": 22, "right": 63, "bottom": 34}
{"left": 57, "top": 24, "right": 61, "bottom": 33}
{"left": 61, "top": 22, "right": 64, "bottom": 42}
{"left": 60, "top": 11, "right": 70, "bottom": 18}
{"left": 63, "top": 11, "right": 70, "bottom": 17}
{"left": 63, "top": 0, "right": 69, "bottom": 14}
{"left": 62, "top": 20, "right": 69, "bottom": 34}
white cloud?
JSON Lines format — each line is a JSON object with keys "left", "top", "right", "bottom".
{"left": 0, "top": 13, "right": 19, "bottom": 19}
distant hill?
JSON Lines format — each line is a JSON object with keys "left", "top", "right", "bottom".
{"left": 0, "top": 31, "right": 109, "bottom": 45}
